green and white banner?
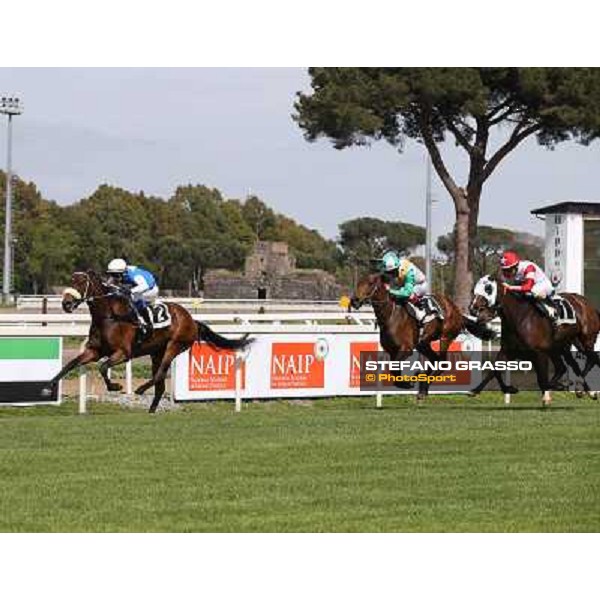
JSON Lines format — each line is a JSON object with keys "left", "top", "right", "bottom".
{"left": 0, "top": 338, "right": 62, "bottom": 404}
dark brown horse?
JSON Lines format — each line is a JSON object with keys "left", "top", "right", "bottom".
{"left": 469, "top": 274, "right": 600, "bottom": 402}
{"left": 44, "top": 270, "right": 252, "bottom": 412}
{"left": 349, "top": 272, "right": 494, "bottom": 400}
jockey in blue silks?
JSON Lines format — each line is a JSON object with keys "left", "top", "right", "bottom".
{"left": 106, "top": 258, "right": 159, "bottom": 334}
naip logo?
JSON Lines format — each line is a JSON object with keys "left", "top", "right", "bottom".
{"left": 270, "top": 342, "right": 324, "bottom": 389}
{"left": 349, "top": 342, "right": 379, "bottom": 387}
{"left": 188, "top": 342, "right": 245, "bottom": 391}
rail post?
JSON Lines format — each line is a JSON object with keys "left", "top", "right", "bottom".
{"left": 126, "top": 360, "right": 133, "bottom": 394}
{"left": 234, "top": 353, "right": 243, "bottom": 412}
{"left": 504, "top": 371, "right": 511, "bottom": 405}
{"left": 79, "top": 367, "right": 87, "bottom": 414}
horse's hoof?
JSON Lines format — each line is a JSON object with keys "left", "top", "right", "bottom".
{"left": 504, "top": 386, "right": 519, "bottom": 395}
{"left": 467, "top": 390, "right": 480, "bottom": 397}
{"left": 134, "top": 386, "right": 145, "bottom": 396}
{"left": 107, "top": 383, "right": 123, "bottom": 392}
{"left": 590, "top": 391, "right": 598, "bottom": 400}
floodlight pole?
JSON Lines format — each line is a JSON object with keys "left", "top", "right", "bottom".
{"left": 1, "top": 96, "right": 23, "bottom": 304}
{"left": 425, "top": 155, "right": 433, "bottom": 292}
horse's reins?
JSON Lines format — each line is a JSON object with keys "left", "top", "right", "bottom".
{"left": 64, "top": 272, "right": 113, "bottom": 307}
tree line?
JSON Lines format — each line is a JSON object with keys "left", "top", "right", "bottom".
{"left": 0, "top": 171, "right": 541, "bottom": 296}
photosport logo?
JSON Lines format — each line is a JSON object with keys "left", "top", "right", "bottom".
{"left": 359, "top": 351, "right": 535, "bottom": 392}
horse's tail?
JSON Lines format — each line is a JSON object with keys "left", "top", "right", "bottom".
{"left": 461, "top": 314, "right": 497, "bottom": 341}
{"left": 197, "top": 321, "right": 253, "bottom": 350}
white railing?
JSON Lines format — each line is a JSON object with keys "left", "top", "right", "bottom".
{"left": 0, "top": 312, "right": 508, "bottom": 412}
{"left": 15, "top": 295, "right": 357, "bottom": 313}
{"left": 0, "top": 311, "right": 377, "bottom": 337}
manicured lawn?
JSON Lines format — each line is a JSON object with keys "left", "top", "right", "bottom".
{"left": 0, "top": 393, "right": 598, "bottom": 532}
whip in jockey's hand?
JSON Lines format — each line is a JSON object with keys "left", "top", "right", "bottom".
{"left": 106, "top": 258, "right": 159, "bottom": 336}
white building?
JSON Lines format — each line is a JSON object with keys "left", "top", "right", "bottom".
{"left": 531, "top": 201, "right": 600, "bottom": 308}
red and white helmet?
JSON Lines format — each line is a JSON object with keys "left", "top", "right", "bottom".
{"left": 500, "top": 250, "right": 520, "bottom": 270}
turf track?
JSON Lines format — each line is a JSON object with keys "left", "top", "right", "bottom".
{"left": 0, "top": 393, "right": 598, "bottom": 532}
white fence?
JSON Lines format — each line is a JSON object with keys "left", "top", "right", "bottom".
{"left": 0, "top": 311, "right": 382, "bottom": 412}
{"left": 6, "top": 310, "right": 562, "bottom": 412}
{"left": 15, "top": 295, "right": 360, "bottom": 314}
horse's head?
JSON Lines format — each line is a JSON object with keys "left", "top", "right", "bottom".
{"left": 350, "top": 273, "right": 386, "bottom": 310}
{"left": 62, "top": 270, "right": 105, "bottom": 313}
{"left": 470, "top": 274, "right": 499, "bottom": 323}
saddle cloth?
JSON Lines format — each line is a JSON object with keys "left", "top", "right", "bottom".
{"left": 147, "top": 301, "right": 172, "bottom": 329}
{"left": 552, "top": 295, "right": 576, "bottom": 326}
{"left": 406, "top": 295, "right": 444, "bottom": 325}
{"left": 534, "top": 295, "right": 576, "bottom": 326}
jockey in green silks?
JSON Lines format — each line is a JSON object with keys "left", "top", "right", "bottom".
{"left": 379, "top": 250, "right": 428, "bottom": 303}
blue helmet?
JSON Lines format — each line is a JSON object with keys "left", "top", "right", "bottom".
{"left": 381, "top": 250, "right": 401, "bottom": 272}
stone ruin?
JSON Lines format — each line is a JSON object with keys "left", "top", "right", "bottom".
{"left": 203, "top": 241, "right": 343, "bottom": 300}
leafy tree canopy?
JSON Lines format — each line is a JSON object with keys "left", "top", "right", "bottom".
{"left": 294, "top": 68, "right": 600, "bottom": 307}
{"left": 338, "top": 217, "right": 425, "bottom": 263}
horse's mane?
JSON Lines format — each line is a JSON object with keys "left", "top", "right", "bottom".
{"left": 80, "top": 269, "right": 107, "bottom": 293}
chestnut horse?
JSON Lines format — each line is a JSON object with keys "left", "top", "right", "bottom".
{"left": 349, "top": 272, "right": 494, "bottom": 401}
{"left": 469, "top": 274, "right": 600, "bottom": 402}
{"left": 44, "top": 270, "right": 252, "bottom": 413}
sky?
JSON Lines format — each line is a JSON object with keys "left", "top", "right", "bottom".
{"left": 1, "top": 67, "right": 599, "bottom": 248}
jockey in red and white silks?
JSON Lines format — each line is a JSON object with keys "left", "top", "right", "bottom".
{"left": 500, "top": 250, "right": 554, "bottom": 299}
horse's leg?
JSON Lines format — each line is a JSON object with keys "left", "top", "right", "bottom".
{"left": 561, "top": 349, "right": 592, "bottom": 397}
{"left": 415, "top": 342, "right": 442, "bottom": 403}
{"left": 98, "top": 349, "right": 130, "bottom": 393}
{"left": 135, "top": 341, "right": 183, "bottom": 400}
{"left": 42, "top": 346, "right": 100, "bottom": 396}
{"left": 581, "top": 347, "right": 600, "bottom": 378}
{"left": 470, "top": 347, "right": 519, "bottom": 395}
{"left": 390, "top": 349, "right": 414, "bottom": 390}
{"left": 548, "top": 351, "right": 568, "bottom": 390}
{"left": 148, "top": 352, "right": 166, "bottom": 414}
{"left": 531, "top": 353, "right": 552, "bottom": 406}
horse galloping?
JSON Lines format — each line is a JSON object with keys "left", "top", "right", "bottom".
{"left": 349, "top": 272, "right": 494, "bottom": 401}
{"left": 469, "top": 273, "right": 600, "bottom": 402}
{"left": 45, "top": 270, "right": 252, "bottom": 413}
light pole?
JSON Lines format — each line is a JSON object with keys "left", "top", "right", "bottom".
{"left": 0, "top": 96, "right": 23, "bottom": 304}
{"left": 425, "top": 155, "right": 433, "bottom": 292}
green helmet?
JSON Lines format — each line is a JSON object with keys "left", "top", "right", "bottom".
{"left": 381, "top": 250, "right": 401, "bottom": 272}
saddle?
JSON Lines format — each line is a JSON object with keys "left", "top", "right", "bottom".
{"left": 403, "top": 295, "right": 444, "bottom": 326}
{"left": 132, "top": 302, "right": 172, "bottom": 344}
{"left": 534, "top": 295, "right": 576, "bottom": 327}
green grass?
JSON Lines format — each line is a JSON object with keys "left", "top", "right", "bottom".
{"left": 0, "top": 393, "right": 598, "bottom": 532}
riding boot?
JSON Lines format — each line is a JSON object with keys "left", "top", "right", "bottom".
{"left": 131, "top": 303, "right": 148, "bottom": 337}
{"left": 141, "top": 306, "right": 153, "bottom": 336}
{"left": 545, "top": 299, "right": 559, "bottom": 329}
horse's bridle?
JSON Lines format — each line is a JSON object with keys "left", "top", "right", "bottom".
{"left": 352, "top": 276, "right": 397, "bottom": 320}
{"left": 470, "top": 278, "right": 502, "bottom": 321}
{"left": 64, "top": 272, "right": 108, "bottom": 308}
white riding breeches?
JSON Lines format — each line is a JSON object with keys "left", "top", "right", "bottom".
{"left": 528, "top": 280, "right": 554, "bottom": 300}
{"left": 132, "top": 285, "right": 159, "bottom": 305}
{"left": 413, "top": 282, "right": 429, "bottom": 297}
